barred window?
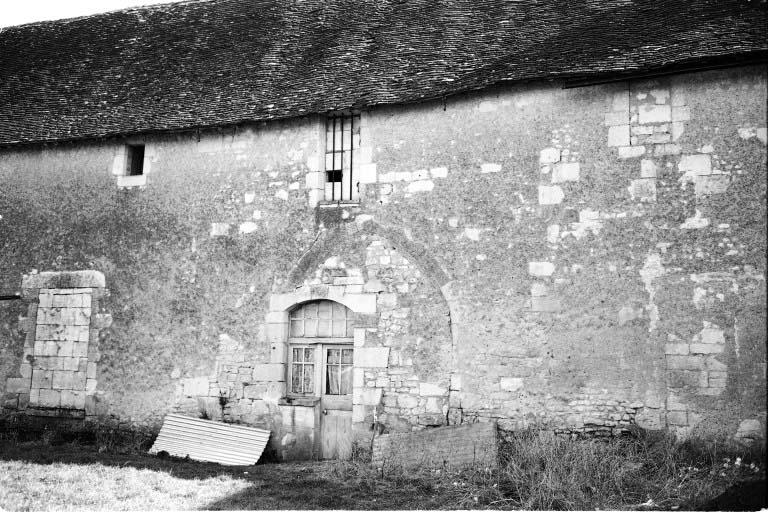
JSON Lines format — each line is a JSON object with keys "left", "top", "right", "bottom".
{"left": 324, "top": 112, "right": 360, "bottom": 201}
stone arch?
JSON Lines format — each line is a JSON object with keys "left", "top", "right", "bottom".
{"left": 272, "top": 220, "right": 463, "bottom": 431}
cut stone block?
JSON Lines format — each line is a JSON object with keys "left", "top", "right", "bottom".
{"left": 617, "top": 146, "right": 646, "bottom": 159}
{"left": 551, "top": 162, "right": 580, "bottom": 183}
{"left": 500, "top": 377, "right": 523, "bottom": 391}
{"left": 694, "top": 175, "right": 729, "bottom": 197}
{"left": 528, "top": 261, "right": 555, "bottom": 277}
{"left": 539, "top": 147, "right": 560, "bottom": 164}
{"left": 419, "top": 382, "right": 447, "bottom": 396}
{"left": 628, "top": 178, "right": 656, "bottom": 202}
{"left": 640, "top": 159, "right": 657, "bottom": 178}
{"left": 679, "top": 154, "right": 712, "bottom": 176}
{"left": 252, "top": 363, "right": 285, "bottom": 382}
{"left": 607, "top": 125, "right": 630, "bottom": 146}
{"left": 538, "top": 185, "right": 564, "bottom": 205}
{"left": 638, "top": 104, "right": 671, "bottom": 124}
{"left": 354, "top": 347, "right": 390, "bottom": 368}
{"left": 353, "top": 387, "right": 383, "bottom": 406}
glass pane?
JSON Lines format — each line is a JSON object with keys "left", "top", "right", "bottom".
{"left": 332, "top": 319, "right": 346, "bottom": 337}
{"left": 326, "top": 365, "right": 340, "bottom": 394}
{"left": 304, "top": 318, "right": 317, "bottom": 337}
{"left": 291, "top": 364, "right": 302, "bottom": 393}
{"left": 303, "top": 364, "right": 314, "bottom": 393}
{"left": 317, "top": 319, "right": 332, "bottom": 337}
{"left": 332, "top": 302, "right": 346, "bottom": 319}
{"left": 342, "top": 349, "right": 353, "bottom": 364}
{"left": 325, "top": 152, "right": 334, "bottom": 170}
{"left": 327, "top": 349, "right": 339, "bottom": 364}
{"left": 292, "top": 347, "right": 303, "bottom": 362}
{"left": 304, "top": 302, "right": 318, "bottom": 318}
{"left": 342, "top": 151, "right": 351, "bottom": 169}
{"left": 290, "top": 319, "right": 304, "bottom": 337}
{"left": 333, "top": 152, "right": 341, "bottom": 170}
{"left": 340, "top": 365, "right": 353, "bottom": 395}
{"left": 303, "top": 347, "right": 314, "bottom": 361}
{"left": 318, "top": 301, "right": 332, "bottom": 318}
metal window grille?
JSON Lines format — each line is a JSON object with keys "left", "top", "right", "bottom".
{"left": 324, "top": 112, "right": 360, "bottom": 201}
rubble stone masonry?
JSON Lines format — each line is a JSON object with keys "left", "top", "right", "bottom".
{"left": 0, "top": 65, "right": 765, "bottom": 454}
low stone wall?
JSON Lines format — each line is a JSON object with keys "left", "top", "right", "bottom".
{"left": 372, "top": 421, "right": 498, "bottom": 470}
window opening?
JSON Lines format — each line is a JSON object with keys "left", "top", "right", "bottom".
{"left": 291, "top": 346, "right": 316, "bottom": 395}
{"left": 126, "top": 144, "right": 145, "bottom": 176}
{"left": 325, "top": 112, "right": 360, "bottom": 201}
{"left": 325, "top": 347, "right": 353, "bottom": 395}
{"left": 288, "top": 300, "right": 353, "bottom": 397}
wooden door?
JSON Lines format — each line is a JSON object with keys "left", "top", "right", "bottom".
{"left": 320, "top": 346, "right": 353, "bottom": 459}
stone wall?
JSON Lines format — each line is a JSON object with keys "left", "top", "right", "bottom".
{"left": 0, "top": 65, "right": 765, "bottom": 451}
{"left": 372, "top": 421, "right": 498, "bottom": 470}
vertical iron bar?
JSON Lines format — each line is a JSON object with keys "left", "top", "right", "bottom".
{"left": 331, "top": 116, "right": 336, "bottom": 201}
{"left": 349, "top": 114, "right": 354, "bottom": 201}
{"left": 340, "top": 113, "right": 345, "bottom": 200}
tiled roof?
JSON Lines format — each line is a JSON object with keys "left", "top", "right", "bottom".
{"left": 0, "top": 0, "right": 766, "bottom": 145}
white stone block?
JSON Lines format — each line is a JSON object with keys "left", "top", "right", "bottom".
{"left": 305, "top": 171, "right": 323, "bottom": 189}
{"left": 358, "top": 163, "right": 377, "bottom": 184}
{"left": 343, "top": 293, "right": 377, "bottom": 314}
{"left": 638, "top": 104, "right": 671, "bottom": 124}
{"left": 252, "top": 363, "right": 285, "bottom": 382}
{"left": 239, "top": 222, "right": 258, "bottom": 234}
{"left": 700, "top": 328, "right": 725, "bottom": 344}
{"left": 617, "top": 146, "right": 646, "bottom": 159}
{"left": 500, "top": 377, "right": 524, "bottom": 391}
{"left": 430, "top": 167, "right": 448, "bottom": 178}
{"left": 406, "top": 180, "right": 434, "bottom": 193}
{"left": 538, "top": 185, "right": 564, "bottom": 205}
{"left": 612, "top": 91, "right": 629, "bottom": 112}
{"left": 419, "top": 382, "right": 447, "bottom": 396}
{"left": 678, "top": 154, "right": 712, "bottom": 176}
{"left": 354, "top": 347, "right": 390, "bottom": 368}
{"left": 680, "top": 209, "right": 710, "bottom": 230}
{"left": 182, "top": 377, "right": 210, "bottom": 396}
{"left": 116, "top": 175, "right": 146, "bottom": 188}
{"left": 353, "top": 328, "right": 366, "bottom": 347}
{"left": 640, "top": 159, "right": 657, "bottom": 178}
{"left": 275, "top": 189, "right": 289, "bottom": 201}
{"left": 539, "top": 147, "right": 560, "bottom": 164}
{"left": 353, "top": 387, "right": 383, "bottom": 406}
{"left": 607, "top": 125, "right": 630, "bottom": 147}
{"left": 604, "top": 112, "right": 628, "bottom": 126}
{"left": 546, "top": 224, "right": 560, "bottom": 244}
{"left": 463, "top": 227, "right": 481, "bottom": 241}
{"left": 551, "top": 162, "right": 580, "bottom": 183}
{"left": 628, "top": 179, "right": 656, "bottom": 202}
{"left": 528, "top": 261, "right": 555, "bottom": 277}
{"left": 672, "top": 106, "right": 691, "bottom": 122}
{"left": 480, "top": 163, "right": 501, "bottom": 174}
{"left": 210, "top": 223, "right": 230, "bottom": 237}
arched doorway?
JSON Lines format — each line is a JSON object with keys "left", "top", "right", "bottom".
{"left": 288, "top": 300, "right": 353, "bottom": 459}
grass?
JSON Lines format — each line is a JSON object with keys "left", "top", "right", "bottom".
{"left": 0, "top": 428, "right": 764, "bottom": 510}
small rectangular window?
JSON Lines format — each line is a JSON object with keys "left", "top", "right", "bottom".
{"left": 324, "top": 112, "right": 360, "bottom": 201}
{"left": 126, "top": 144, "right": 145, "bottom": 176}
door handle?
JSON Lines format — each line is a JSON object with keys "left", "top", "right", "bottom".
{"left": 323, "top": 409, "right": 328, "bottom": 415}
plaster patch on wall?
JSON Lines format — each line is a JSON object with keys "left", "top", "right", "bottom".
{"left": 639, "top": 253, "right": 664, "bottom": 331}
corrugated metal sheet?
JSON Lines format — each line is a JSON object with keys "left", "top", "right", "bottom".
{"left": 149, "top": 414, "right": 271, "bottom": 466}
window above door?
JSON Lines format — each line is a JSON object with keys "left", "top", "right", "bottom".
{"left": 287, "top": 300, "right": 353, "bottom": 398}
